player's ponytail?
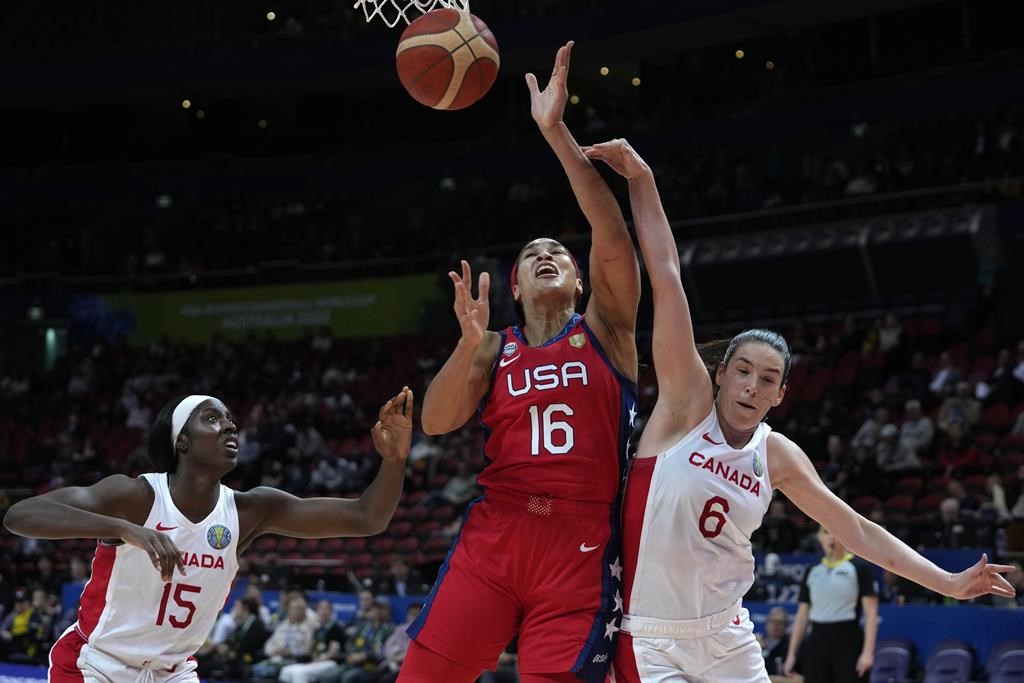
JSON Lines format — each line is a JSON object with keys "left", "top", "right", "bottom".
{"left": 147, "top": 395, "right": 188, "bottom": 472}
{"left": 697, "top": 339, "right": 731, "bottom": 385}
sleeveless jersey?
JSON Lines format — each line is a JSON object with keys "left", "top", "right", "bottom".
{"left": 478, "top": 314, "right": 637, "bottom": 505}
{"left": 72, "top": 472, "right": 240, "bottom": 668}
{"left": 622, "top": 407, "right": 772, "bottom": 620}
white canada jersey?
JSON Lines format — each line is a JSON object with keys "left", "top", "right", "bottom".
{"left": 72, "top": 472, "right": 240, "bottom": 668}
{"left": 621, "top": 407, "right": 772, "bottom": 620}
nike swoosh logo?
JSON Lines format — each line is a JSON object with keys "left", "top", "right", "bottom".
{"left": 155, "top": 523, "right": 178, "bottom": 531}
{"left": 702, "top": 432, "right": 723, "bottom": 445}
{"left": 498, "top": 355, "right": 520, "bottom": 368}
{"left": 579, "top": 543, "right": 600, "bottom": 553}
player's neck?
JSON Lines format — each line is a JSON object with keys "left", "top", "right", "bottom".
{"left": 168, "top": 467, "right": 222, "bottom": 523}
{"left": 520, "top": 305, "right": 576, "bottom": 346}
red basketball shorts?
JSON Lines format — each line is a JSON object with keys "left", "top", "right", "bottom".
{"left": 407, "top": 491, "right": 622, "bottom": 682}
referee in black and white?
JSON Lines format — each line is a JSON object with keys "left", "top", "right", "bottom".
{"left": 784, "top": 525, "right": 880, "bottom": 683}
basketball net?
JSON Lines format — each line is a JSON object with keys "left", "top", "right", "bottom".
{"left": 354, "top": 0, "right": 470, "bottom": 28}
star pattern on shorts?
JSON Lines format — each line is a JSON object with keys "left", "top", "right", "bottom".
{"left": 604, "top": 618, "right": 620, "bottom": 640}
{"left": 609, "top": 556, "right": 623, "bottom": 581}
{"left": 628, "top": 403, "right": 637, "bottom": 427}
{"left": 613, "top": 590, "right": 623, "bottom": 613}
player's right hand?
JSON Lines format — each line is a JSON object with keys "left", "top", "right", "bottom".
{"left": 449, "top": 259, "right": 489, "bottom": 345}
{"left": 121, "top": 524, "right": 186, "bottom": 582}
{"left": 582, "top": 138, "right": 652, "bottom": 181}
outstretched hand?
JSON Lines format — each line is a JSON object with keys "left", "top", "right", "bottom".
{"left": 582, "top": 138, "right": 651, "bottom": 180}
{"left": 449, "top": 259, "right": 490, "bottom": 346}
{"left": 945, "top": 553, "right": 1016, "bottom": 600}
{"left": 525, "top": 41, "right": 573, "bottom": 130}
{"left": 371, "top": 386, "right": 414, "bottom": 464}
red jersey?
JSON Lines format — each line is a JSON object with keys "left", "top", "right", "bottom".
{"left": 477, "top": 314, "right": 637, "bottom": 505}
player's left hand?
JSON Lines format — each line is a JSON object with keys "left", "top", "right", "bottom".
{"left": 526, "top": 41, "right": 573, "bottom": 130}
{"left": 856, "top": 651, "right": 873, "bottom": 676}
{"left": 371, "top": 386, "right": 414, "bottom": 464}
{"left": 945, "top": 552, "right": 1016, "bottom": 600}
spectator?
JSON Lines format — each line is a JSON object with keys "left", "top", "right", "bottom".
{"left": 759, "top": 606, "right": 791, "bottom": 676}
{"left": 0, "top": 588, "right": 49, "bottom": 664}
{"left": 279, "top": 600, "right": 348, "bottom": 683}
{"left": 898, "top": 399, "right": 935, "bottom": 457}
{"left": 938, "top": 381, "right": 981, "bottom": 433}
{"left": 929, "top": 351, "right": 962, "bottom": 396}
{"left": 937, "top": 422, "right": 984, "bottom": 476}
{"left": 877, "top": 313, "right": 903, "bottom": 353}
{"left": 977, "top": 348, "right": 1021, "bottom": 403}
{"left": 251, "top": 594, "right": 315, "bottom": 681}
{"left": 851, "top": 407, "right": 891, "bottom": 451}
{"left": 926, "top": 498, "right": 974, "bottom": 549}
{"left": 370, "top": 603, "right": 422, "bottom": 683}
{"left": 32, "top": 556, "right": 62, "bottom": 595}
{"left": 323, "top": 598, "right": 395, "bottom": 683}
{"left": 198, "top": 597, "right": 270, "bottom": 680}
{"left": 479, "top": 640, "right": 519, "bottom": 683}
{"left": 374, "top": 558, "right": 427, "bottom": 598}
{"left": 846, "top": 446, "right": 885, "bottom": 498}
{"left": 877, "top": 424, "right": 922, "bottom": 473}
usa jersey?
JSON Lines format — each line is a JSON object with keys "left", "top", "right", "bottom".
{"left": 478, "top": 314, "right": 637, "bottom": 505}
{"left": 69, "top": 472, "right": 240, "bottom": 668}
{"left": 622, "top": 407, "right": 772, "bottom": 620}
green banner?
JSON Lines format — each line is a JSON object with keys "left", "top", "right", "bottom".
{"left": 101, "top": 273, "right": 440, "bottom": 342}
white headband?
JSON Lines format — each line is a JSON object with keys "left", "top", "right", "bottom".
{"left": 171, "top": 395, "right": 217, "bottom": 448}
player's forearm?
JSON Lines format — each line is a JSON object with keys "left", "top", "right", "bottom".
{"left": 422, "top": 337, "right": 481, "bottom": 434}
{"left": 353, "top": 458, "right": 406, "bottom": 536}
{"left": 786, "top": 609, "right": 808, "bottom": 660}
{"left": 627, "top": 170, "right": 681, "bottom": 284}
{"left": 540, "top": 122, "right": 626, "bottom": 238}
{"left": 3, "top": 498, "right": 130, "bottom": 540}
{"left": 840, "top": 517, "right": 952, "bottom": 596}
{"left": 861, "top": 606, "right": 878, "bottom": 655}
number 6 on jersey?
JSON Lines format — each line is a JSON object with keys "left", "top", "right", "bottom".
{"left": 528, "top": 403, "right": 574, "bottom": 455}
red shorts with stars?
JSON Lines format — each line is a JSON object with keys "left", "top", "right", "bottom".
{"left": 406, "top": 491, "right": 622, "bottom": 682}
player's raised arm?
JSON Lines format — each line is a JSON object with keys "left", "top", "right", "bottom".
{"left": 421, "top": 260, "right": 500, "bottom": 435}
{"left": 526, "top": 42, "right": 640, "bottom": 357}
{"left": 243, "top": 387, "right": 413, "bottom": 539}
{"left": 3, "top": 475, "right": 186, "bottom": 582}
{"left": 584, "top": 139, "right": 712, "bottom": 435}
{"left": 770, "top": 432, "right": 1016, "bottom": 601}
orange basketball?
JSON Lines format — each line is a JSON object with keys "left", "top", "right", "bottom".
{"left": 396, "top": 9, "right": 500, "bottom": 111}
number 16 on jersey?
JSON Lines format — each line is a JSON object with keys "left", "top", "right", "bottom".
{"left": 528, "top": 403, "right": 574, "bottom": 455}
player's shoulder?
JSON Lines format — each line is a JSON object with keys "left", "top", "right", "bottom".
{"left": 95, "top": 473, "right": 155, "bottom": 498}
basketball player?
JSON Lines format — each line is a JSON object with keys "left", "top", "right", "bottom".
{"left": 581, "top": 138, "right": 1016, "bottom": 683}
{"left": 2, "top": 387, "right": 413, "bottom": 682}
{"left": 398, "top": 42, "right": 639, "bottom": 683}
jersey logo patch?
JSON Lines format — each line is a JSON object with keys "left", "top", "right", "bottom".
{"left": 752, "top": 450, "right": 764, "bottom": 477}
{"left": 569, "top": 333, "right": 586, "bottom": 348}
{"left": 155, "top": 522, "right": 178, "bottom": 531}
{"left": 579, "top": 542, "right": 600, "bottom": 553}
{"left": 207, "top": 524, "right": 232, "bottom": 550}
{"left": 502, "top": 342, "right": 518, "bottom": 357}
{"left": 702, "top": 432, "right": 723, "bottom": 445}
{"left": 499, "top": 355, "right": 520, "bottom": 368}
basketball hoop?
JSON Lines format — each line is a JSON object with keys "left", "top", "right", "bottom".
{"left": 354, "top": 0, "right": 470, "bottom": 28}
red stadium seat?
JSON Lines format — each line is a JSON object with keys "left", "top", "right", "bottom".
{"left": 915, "top": 493, "right": 945, "bottom": 514}
{"left": 884, "top": 494, "right": 914, "bottom": 514}
{"left": 892, "top": 477, "right": 924, "bottom": 497}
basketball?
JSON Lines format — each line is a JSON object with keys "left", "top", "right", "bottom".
{"left": 396, "top": 9, "right": 500, "bottom": 111}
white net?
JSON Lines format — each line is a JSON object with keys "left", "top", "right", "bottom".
{"left": 354, "top": 0, "right": 470, "bottom": 28}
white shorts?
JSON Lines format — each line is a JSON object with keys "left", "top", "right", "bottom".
{"left": 49, "top": 627, "right": 199, "bottom": 683}
{"left": 612, "top": 608, "right": 770, "bottom": 683}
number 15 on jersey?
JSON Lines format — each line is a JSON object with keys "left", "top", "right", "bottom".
{"left": 528, "top": 403, "right": 574, "bottom": 455}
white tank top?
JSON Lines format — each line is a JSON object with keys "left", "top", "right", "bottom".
{"left": 73, "top": 472, "right": 240, "bottom": 668}
{"left": 622, "top": 406, "right": 772, "bottom": 620}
